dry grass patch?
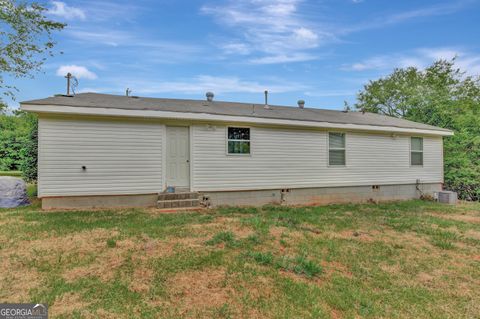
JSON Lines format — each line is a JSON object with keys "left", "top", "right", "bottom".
{"left": 165, "top": 268, "right": 234, "bottom": 313}
{"left": 62, "top": 233, "right": 208, "bottom": 283}
{"left": 0, "top": 257, "right": 40, "bottom": 302}
{"left": 62, "top": 237, "right": 136, "bottom": 283}
{"left": 50, "top": 292, "right": 90, "bottom": 317}
{"left": 129, "top": 263, "right": 155, "bottom": 294}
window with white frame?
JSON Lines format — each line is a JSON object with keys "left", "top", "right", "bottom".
{"left": 411, "top": 137, "right": 423, "bottom": 166}
{"left": 227, "top": 127, "right": 250, "bottom": 154}
{"left": 329, "top": 132, "right": 346, "bottom": 166}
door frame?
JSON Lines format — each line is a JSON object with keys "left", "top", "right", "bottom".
{"left": 164, "top": 125, "right": 191, "bottom": 191}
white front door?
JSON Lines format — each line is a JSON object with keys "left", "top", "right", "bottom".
{"left": 166, "top": 126, "right": 190, "bottom": 188}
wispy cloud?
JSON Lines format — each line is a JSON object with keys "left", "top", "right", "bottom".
{"left": 304, "top": 89, "right": 357, "bottom": 97}
{"left": 81, "top": 75, "right": 307, "bottom": 95}
{"left": 202, "top": 0, "right": 333, "bottom": 64}
{"left": 48, "top": 1, "right": 86, "bottom": 20}
{"left": 340, "top": 1, "right": 473, "bottom": 34}
{"left": 250, "top": 53, "right": 317, "bottom": 64}
{"left": 343, "top": 47, "right": 480, "bottom": 75}
{"left": 56, "top": 65, "right": 97, "bottom": 79}
{"left": 67, "top": 27, "right": 203, "bottom": 51}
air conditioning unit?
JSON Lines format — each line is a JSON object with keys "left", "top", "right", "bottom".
{"left": 437, "top": 191, "right": 457, "bottom": 205}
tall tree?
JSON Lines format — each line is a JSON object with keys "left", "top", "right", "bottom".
{"left": 355, "top": 59, "right": 480, "bottom": 201}
{"left": 0, "top": 0, "right": 65, "bottom": 103}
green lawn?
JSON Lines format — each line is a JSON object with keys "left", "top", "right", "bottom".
{"left": 1, "top": 200, "right": 479, "bottom": 318}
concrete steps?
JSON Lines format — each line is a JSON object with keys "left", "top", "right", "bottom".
{"left": 157, "top": 192, "right": 200, "bottom": 209}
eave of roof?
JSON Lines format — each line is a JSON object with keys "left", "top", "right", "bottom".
{"left": 20, "top": 102, "right": 454, "bottom": 136}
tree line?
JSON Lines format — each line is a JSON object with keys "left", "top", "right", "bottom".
{"left": 354, "top": 59, "right": 479, "bottom": 201}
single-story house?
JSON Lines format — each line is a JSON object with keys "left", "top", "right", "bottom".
{"left": 21, "top": 93, "right": 453, "bottom": 209}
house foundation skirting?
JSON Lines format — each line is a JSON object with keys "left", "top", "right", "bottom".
{"left": 41, "top": 183, "right": 442, "bottom": 209}
{"left": 41, "top": 194, "right": 158, "bottom": 210}
{"left": 202, "top": 183, "right": 442, "bottom": 207}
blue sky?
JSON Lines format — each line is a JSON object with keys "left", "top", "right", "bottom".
{"left": 8, "top": 0, "right": 480, "bottom": 110}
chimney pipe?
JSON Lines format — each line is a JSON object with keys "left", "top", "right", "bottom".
{"left": 264, "top": 90, "right": 270, "bottom": 109}
{"left": 297, "top": 100, "right": 305, "bottom": 109}
{"left": 206, "top": 92, "right": 214, "bottom": 102}
{"left": 65, "top": 73, "right": 72, "bottom": 95}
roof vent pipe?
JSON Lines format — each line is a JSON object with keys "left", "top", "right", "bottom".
{"left": 206, "top": 92, "right": 214, "bottom": 102}
{"left": 297, "top": 100, "right": 305, "bottom": 109}
{"left": 264, "top": 90, "right": 270, "bottom": 109}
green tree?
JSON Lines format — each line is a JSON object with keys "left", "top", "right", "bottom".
{"left": 0, "top": 111, "right": 32, "bottom": 170}
{"left": 355, "top": 59, "right": 480, "bottom": 201}
{"left": 20, "top": 113, "right": 38, "bottom": 181}
{"left": 1, "top": 0, "right": 65, "bottom": 102}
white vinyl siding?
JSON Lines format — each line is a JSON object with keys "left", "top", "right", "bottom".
{"left": 38, "top": 117, "right": 163, "bottom": 197}
{"left": 37, "top": 117, "right": 444, "bottom": 197}
{"left": 192, "top": 125, "right": 443, "bottom": 191}
{"left": 329, "top": 132, "right": 346, "bottom": 166}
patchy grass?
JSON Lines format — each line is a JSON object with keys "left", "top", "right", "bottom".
{"left": 0, "top": 170, "right": 22, "bottom": 177}
{"left": 1, "top": 200, "right": 480, "bottom": 318}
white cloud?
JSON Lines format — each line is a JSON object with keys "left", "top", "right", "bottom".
{"left": 220, "top": 43, "right": 252, "bottom": 55}
{"left": 98, "top": 75, "right": 307, "bottom": 95}
{"left": 340, "top": 1, "right": 471, "bottom": 34}
{"left": 250, "top": 53, "right": 317, "bottom": 64}
{"left": 49, "top": 1, "right": 86, "bottom": 20}
{"left": 139, "top": 75, "right": 307, "bottom": 94}
{"left": 304, "top": 90, "right": 357, "bottom": 97}
{"left": 66, "top": 28, "right": 204, "bottom": 62}
{"left": 202, "top": 0, "right": 331, "bottom": 64}
{"left": 56, "top": 65, "right": 97, "bottom": 79}
{"left": 343, "top": 47, "right": 480, "bottom": 75}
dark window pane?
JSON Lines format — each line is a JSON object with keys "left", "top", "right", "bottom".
{"left": 411, "top": 152, "right": 423, "bottom": 165}
{"left": 228, "top": 127, "right": 250, "bottom": 140}
{"left": 329, "top": 150, "right": 345, "bottom": 165}
{"left": 228, "top": 141, "right": 250, "bottom": 154}
{"left": 329, "top": 132, "right": 345, "bottom": 149}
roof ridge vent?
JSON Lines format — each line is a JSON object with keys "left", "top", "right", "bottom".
{"left": 206, "top": 92, "right": 214, "bottom": 102}
{"left": 264, "top": 90, "right": 270, "bottom": 109}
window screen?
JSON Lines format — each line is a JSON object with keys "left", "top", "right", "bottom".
{"left": 411, "top": 137, "right": 423, "bottom": 166}
{"left": 329, "top": 132, "right": 346, "bottom": 166}
{"left": 228, "top": 127, "right": 250, "bottom": 154}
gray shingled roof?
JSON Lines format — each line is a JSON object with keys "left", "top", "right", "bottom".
{"left": 21, "top": 93, "right": 451, "bottom": 133}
